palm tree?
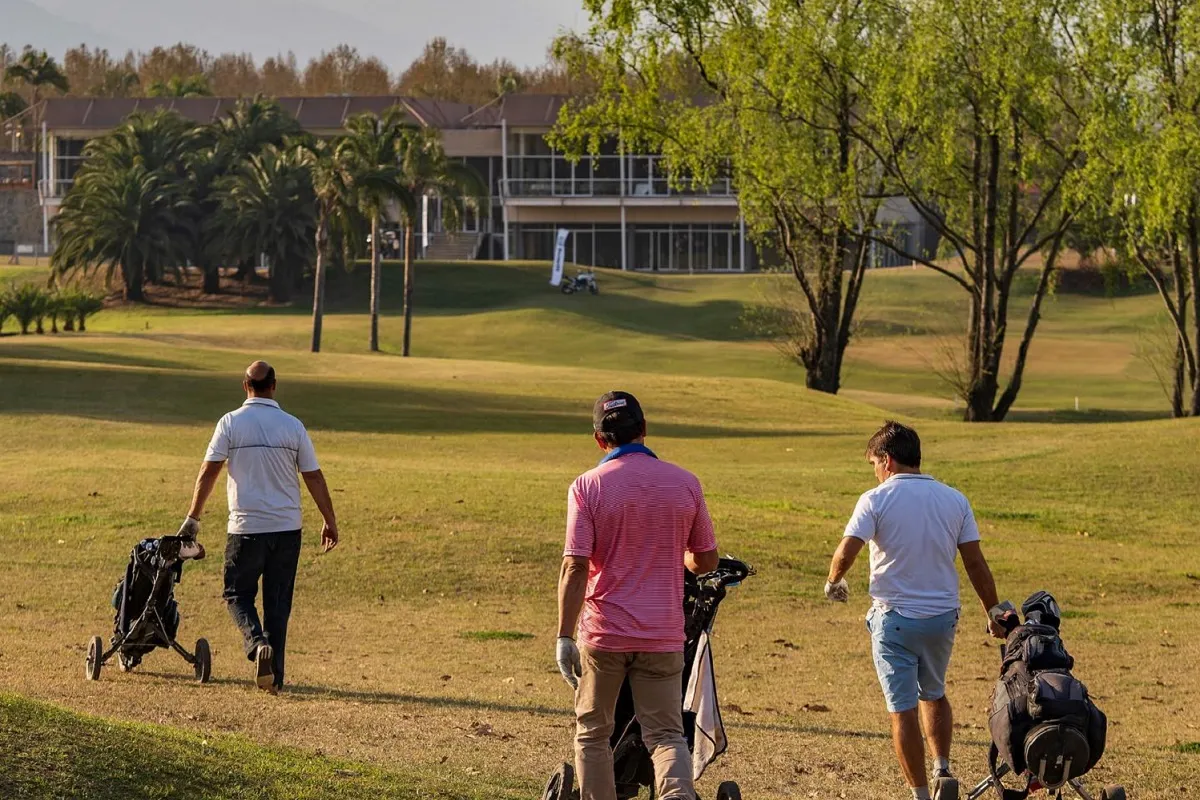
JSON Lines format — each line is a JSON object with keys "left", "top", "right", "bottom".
{"left": 212, "top": 97, "right": 304, "bottom": 285}
{"left": 395, "top": 128, "right": 488, "bottom": 356}
{"left": 337, "top": 109, "right": 418, "bottom": 352}
{"left": 214, "top": 145, "right": 317, "bottom": 304}
{"left": 300, "top": 137, "right": 361, "bottom": 353}
{"left": 147, "top": 74, "right": 212, "bottom": 98}
{"left": 51, "top": 111, "right": 195, "bottom": 301}
{"left": 3, "top": 48, "right": 69, "bottom": 106}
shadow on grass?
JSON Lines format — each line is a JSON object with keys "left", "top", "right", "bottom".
{"left": 1004, "top": 408, "right": 1172, "bottom": 424}
{"left": 0, "top": 341, "right": 199, "bottom": 372}
{"left": 282, "top": 684, "right": 898, "bottom": 743}
{"left": 0, "top": 360, "right": 816, "bottom": 439}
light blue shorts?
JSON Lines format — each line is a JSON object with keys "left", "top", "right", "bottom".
{"left": 865, "top": 606, "right": 959, "bottom": 713}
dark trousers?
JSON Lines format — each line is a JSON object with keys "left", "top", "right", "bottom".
{"left": 223, "top": 531, "right": 301, "bottom": 688}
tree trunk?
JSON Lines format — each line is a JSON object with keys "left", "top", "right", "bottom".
{"left": 202, "top": 263, "right": 221, "bottom": 294}
{"left": 369, "top": 216, "right": 381, "bottom": 352}
{"left": 402, "top": 225, "right": 414, "bottom": 358}
{"left": 124, "top": 262, "right": 145, "bottom": 302}
{"left": 311, "top": 214, "right": 329, "bottom": 353}
{"left": 1186, "top": 207, "right": 1200, "bottom": 416}
{"left": 268, "top": 260, "right": 291, "bottom": 304}
{"left": 78, "top": 314, "right": 88, "bottom": 333}
{"left": 63, "top": 315, "right": 75, "bottom": 332}
{"left": 1172, "top": 338, "right": 1186, "bottom": 417}
{"left": 992, "top": 237, "right": 1063, "bottom": 421}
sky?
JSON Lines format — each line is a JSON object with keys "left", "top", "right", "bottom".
{"left": 3, "top": 0, "right": 587, "bottom": 69}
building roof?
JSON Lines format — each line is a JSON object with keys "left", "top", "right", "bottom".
{"left": 39, "top": 94, "right": 570, "bottom": 133}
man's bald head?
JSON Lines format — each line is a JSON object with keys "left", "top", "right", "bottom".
{"left": 243, "top": 361, "right": 276, "bottom": 397}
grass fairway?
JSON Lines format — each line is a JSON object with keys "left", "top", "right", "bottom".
{"left": 0, "top": 261, "right": 1198, "bottom": 798}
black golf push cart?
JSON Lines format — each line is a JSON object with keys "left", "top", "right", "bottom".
{"left": 85, "top": 534, "right": 212, "bottom": 683}
{"left": 543, "top": 557, "right": 754, "bottom": 800}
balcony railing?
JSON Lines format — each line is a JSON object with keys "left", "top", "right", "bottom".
{"left": 503, "top": 154, "right": 734, "bottom": 199}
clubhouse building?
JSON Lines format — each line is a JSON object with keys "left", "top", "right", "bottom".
{"left": 1, "top": 94, "right": 933, "bottom": 271}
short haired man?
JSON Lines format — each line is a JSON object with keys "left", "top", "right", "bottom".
{"left": 557, "top": 392, "right": 721, "bottom": 800}
{"left": 824, "top": 421, "right": 1014, "bottom": 800}
{"left": 178, "top": 361, "right": 339, "bottom": 694}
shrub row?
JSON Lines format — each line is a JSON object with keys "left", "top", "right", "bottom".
{"left": 0, "top": 284, "right": 105, "bottom": 335}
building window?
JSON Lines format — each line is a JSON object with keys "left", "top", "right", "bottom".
{"left": 55, "top": 138, "right": 87, "bottom": 194}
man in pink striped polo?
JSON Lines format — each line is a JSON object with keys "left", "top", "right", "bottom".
{"left": 556, "top": 391, "right": 720, "bottom": 800}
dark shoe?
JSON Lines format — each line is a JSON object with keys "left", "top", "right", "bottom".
{"left": 932, "top": 772, "right": 959, "bottom": 800}
{"left": 255, "top": 644, "right": 276, "bottom": 693}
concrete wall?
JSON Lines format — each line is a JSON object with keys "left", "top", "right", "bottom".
{"left": 0, "top": 189, "right": 42, "bottom": 253}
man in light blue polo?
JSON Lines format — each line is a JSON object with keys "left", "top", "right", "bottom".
{"left": 824, "top": 421, "right": 1013, "bottom": 800}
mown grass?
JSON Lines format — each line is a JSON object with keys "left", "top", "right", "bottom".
{"left": 0, "top": 260, "right": 1197, "bottom": 798}
{"left": 0, "top": 693, "right": 528, "bottom": 800}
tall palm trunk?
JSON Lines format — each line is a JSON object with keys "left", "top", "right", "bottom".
{"left": 402, "top": 224, "right": 414, "bottom": 357}
{"left": 202, "top": 263, "right": 220, "bottom": 294}
{"left": 369, "top": 215, "right": 381, "bottom": 352}
{"left": 123, "top": 259, "right": 145, "bottom": 302}
{"left": 311, "top": 213, "right": 329, "bottom": 353}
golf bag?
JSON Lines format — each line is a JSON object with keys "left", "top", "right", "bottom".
{"left": 988, "top": 592, "right": 1107, "bottom": 794}
{"left": 85, "top": 534, "right": 211, "bottom": 683}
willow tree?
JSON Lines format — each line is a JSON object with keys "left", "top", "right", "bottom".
{"left": 555, "top": 0, "right": 890, "bottom": 394}
{"left": 862, "top": 0, "right": 1086, "bottom": 421}
{"left": 1075, "top": 0, "right": 1200, "bottom": 417}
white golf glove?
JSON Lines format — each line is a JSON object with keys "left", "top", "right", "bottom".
{"left": 824, "top": 578, "right": 850, "bottom": 603}
{"left": 177, "top": 516, "right": 200, "bottom": 539}
{"left": 556, "top": 636, "right": 582, "bottom": 689}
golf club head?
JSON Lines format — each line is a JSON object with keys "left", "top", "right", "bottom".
{"left": 1021, "top": 591, "right": 1062, "bottom": 630}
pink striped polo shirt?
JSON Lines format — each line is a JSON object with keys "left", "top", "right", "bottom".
{"left": 565, "top": 453, "right": 718, "bottom": 653}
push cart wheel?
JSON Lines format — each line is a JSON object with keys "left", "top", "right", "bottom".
{"left": 1100, "top": 787, "right": 1127, "bottom": 800}
{"left": 118, "top": 653, "right": 135, "bottom": 672}
{"left": 194, "top": 638, "right": 212, "bottom": 683}
{"left": 542, "top": 762, "right": 574, "bottom": 800}
{"left": 560, "top": 284, "right": 573, "bottom": 295}
{"left": 716, "top": 781, "right": 742, "bottom": 800}
{"left": 85, "top": 636, "right": 103, "bottom": 681}
{"left": 589, "top": 284, "right": 599, "bottom": 295}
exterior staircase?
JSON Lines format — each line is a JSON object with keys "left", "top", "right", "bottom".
{"left": 422, "top": 232, "right": 484, "bottom": 261}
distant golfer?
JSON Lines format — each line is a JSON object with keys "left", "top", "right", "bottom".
{"left": 178, "top": 361, "right": 338, "bottom": 694}
{"left": 824, "top": 421, "right": 1013, "bottom": 800}
{"left": 556, "top": 391, "right": 720, "bottom": 800}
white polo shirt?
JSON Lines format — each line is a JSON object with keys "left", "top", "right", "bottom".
{"left": 204, "top": 398, "right": 320, "bottom": 534}
{"left": 843, "top": 473, "right": 981, "bottom": 618}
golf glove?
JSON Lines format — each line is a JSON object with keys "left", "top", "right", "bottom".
{"left": 177, "top": 516, "right": 200, "bottom": 539}
{"left": 824, "top": 578, "right": 850, "bottom": 603}
{"left": 556, "top": 636, "right": 582, "bottom": 689}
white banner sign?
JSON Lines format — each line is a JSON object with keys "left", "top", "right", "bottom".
{"left": 549, "top": 228, "right": 570, "bottom": 286}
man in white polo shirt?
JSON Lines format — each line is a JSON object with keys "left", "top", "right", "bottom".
{"left": 178, "top": 361, "right": 338, "bottom": 694}
{"left": 824, "top": 421, "right": 1013, "bottom": 800}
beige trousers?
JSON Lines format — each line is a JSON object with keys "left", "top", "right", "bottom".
{"left": 574, "top": 646, "right": 693, "bottom": 800}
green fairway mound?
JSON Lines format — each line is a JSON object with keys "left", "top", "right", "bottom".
{"left": 0, "top": 693, "right": 531, "bottom": 800}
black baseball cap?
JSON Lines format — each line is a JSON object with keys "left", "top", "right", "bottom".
{"left": 592, "top": 391, "right": 645, "bottom": 434}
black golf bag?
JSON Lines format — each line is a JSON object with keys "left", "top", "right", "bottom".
{"left": 85, "top": 535, "right": 211, "bottom": 683}
{"left": 987, "top": 592, "right": 1107, "bottom": 794}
